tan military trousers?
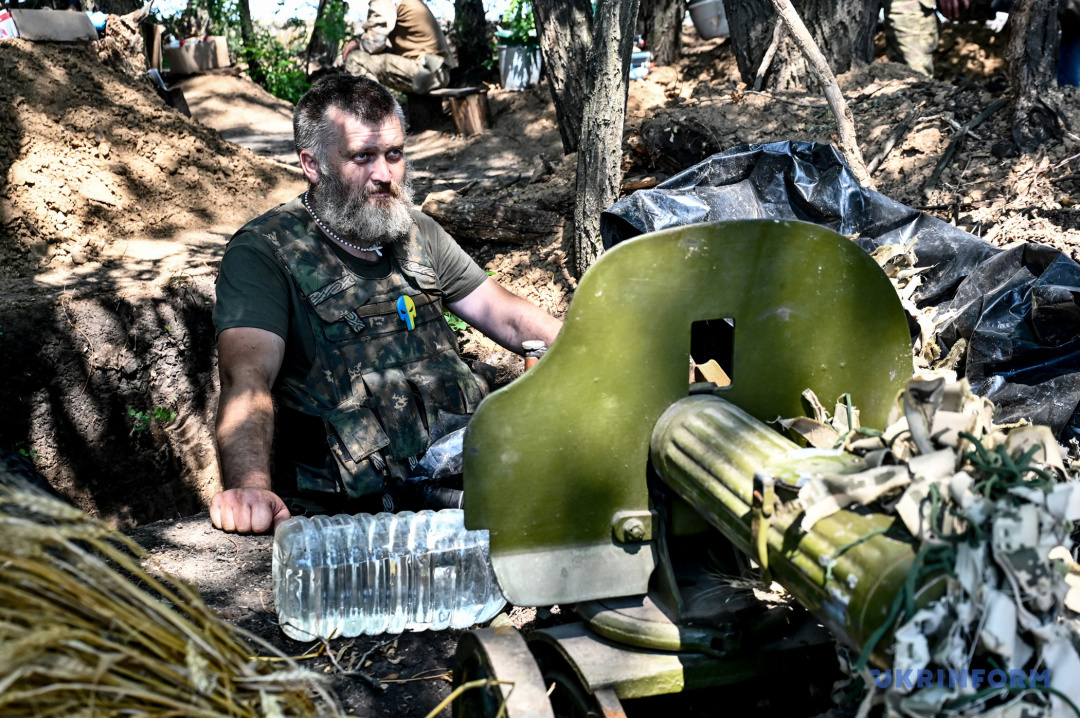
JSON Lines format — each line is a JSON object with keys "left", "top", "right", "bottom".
{"left": 344, "top": 51, "right": 450, "bottom": 94}
{"left": 882, "top": 0, "right": 939, "bottom": 76}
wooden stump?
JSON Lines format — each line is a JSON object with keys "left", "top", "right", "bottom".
{"left": 429, "top": 87, "right": 491, "bottom": 137}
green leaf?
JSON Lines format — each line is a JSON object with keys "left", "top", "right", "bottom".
{"left": 497, "top": 0, "right": 538, "bottom": 47}
{"left": 444, "top": 310, "right": 468, "bottom": 332}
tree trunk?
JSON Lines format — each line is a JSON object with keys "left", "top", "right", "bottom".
{"left": 452, "top": 0, "right": 491, "bottom": 75}
{"left": 573, "top": 0, "right": 640, "bottom": 275}
{"left": 1005, "top": 0, "right": 1062, "bottom": 152}
{"left": 236, "top": 0, "right": 263, "bottom": 84}
{"left": 638, "top": 0, "right": 682, "bottom": 66}
{"left": 726, "top": 0, "right": 878, "bottom": 91}
{"left": 305, "top": 0, "right": 346, "bottom": 71}
{"left": 532, "top": 0, "right": 594, "bottom": 154}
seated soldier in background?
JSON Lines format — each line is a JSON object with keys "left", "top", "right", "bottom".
{"left": 341, "top": 0, "right": 456, "bottom": 95}
{"left": 209, "top": 75, "right": 560, "bottom": 534}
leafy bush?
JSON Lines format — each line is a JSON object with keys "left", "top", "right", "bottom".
{"left": 312, "top": 0, "right": 350, "bottom": 56}
{"left": 128, "top": 406, "right": 177, "bottom": 434}
{"left": 240, "top": 31, "right": 310, "bottom": 105}
{"left": 496, "top": 0, "right": 538, "bottom": 48}
{"left": 444, "top": 310, "right": 468, "bottom": 332}
{"left": 154, "top": 0, "right": 313, "bottom": 105}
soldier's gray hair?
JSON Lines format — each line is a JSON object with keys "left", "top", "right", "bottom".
{"left": 293, "top": 75, "right": 407, "bottom": 171}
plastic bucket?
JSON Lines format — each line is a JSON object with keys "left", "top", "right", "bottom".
{"left": 498, "top": 45, "right": 542, "bottom": 91}
{"left": 688, "top": 0, "right": 729, "bottom": 40}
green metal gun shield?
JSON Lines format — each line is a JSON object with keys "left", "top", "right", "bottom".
{"left": 463, "top": 220, "right": 913, "bottom": 607}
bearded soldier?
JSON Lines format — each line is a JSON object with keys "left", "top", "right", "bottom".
{"left": 210, "top": 76, "right": 561, "bottom": 534}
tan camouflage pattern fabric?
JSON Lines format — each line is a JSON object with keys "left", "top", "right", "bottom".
{"left": 882, "top": 0, "right": 939, "bottom": 76}
{"left": 244, "top": 207, "right": 492, "bottom": 500}
{"left": 883, "top": 0, "right": 1002, "bottom": 77}
{"left": 344, "top": 50, "right": 449, "bottom": 94}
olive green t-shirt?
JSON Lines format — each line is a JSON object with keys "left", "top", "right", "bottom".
{"left": 214, "top": 195, "right": 488, "bottom": 388}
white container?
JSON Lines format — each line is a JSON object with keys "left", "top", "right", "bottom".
{"left": 273, "top": 509, "right": 506, "bottom": 640}
{"left": 0, "top": 10, "right": 20, "bottom": 39}
{"left": 688, "top": 0, "right": 729, "bottom": 40}
{"left": 498, "top": 45, "right": 542, "bottom": 91}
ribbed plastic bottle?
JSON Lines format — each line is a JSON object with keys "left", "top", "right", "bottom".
{"left": 272, "top": 509, "right": 506, "bottom": 640}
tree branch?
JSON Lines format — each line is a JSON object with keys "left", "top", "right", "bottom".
{"left": 753, "top": 17, "right": 784, "bottom": 92}
{"left": 768, "top": 0, "right": 872, "bottom": 186}
{"left": 866, "top": 101, "right": 923, "bottom": 176}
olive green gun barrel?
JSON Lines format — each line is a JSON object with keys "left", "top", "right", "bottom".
{"left": 651, "top": 394, "right": 930, "bottom": 666}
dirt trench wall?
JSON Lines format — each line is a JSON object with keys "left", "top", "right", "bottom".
{"left": 0, "top": 278, "right": 220, "bottom": 527}
{"left": 0, "top": 38, "right": 309, "bottom": 527}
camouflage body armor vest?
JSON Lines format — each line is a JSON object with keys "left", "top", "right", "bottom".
{"left": 272, "top": 216, "right": 493, "bottom": 500}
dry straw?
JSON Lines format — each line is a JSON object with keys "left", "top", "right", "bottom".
{"left": 0, "top": 475, "right": 341, "bottom": 716}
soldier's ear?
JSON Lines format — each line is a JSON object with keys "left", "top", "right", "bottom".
{"left": 299, "top": 150, "right": 321, "bottom": 185}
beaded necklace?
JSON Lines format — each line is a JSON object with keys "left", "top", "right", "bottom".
{"left": 302, "top": 190, "right": 383, "bottom": 256}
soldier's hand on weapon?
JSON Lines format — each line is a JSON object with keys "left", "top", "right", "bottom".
{"left": 938, "top": 0, "right": 969, "bottom": 20}
{"left": 210, "top": 487, "right": 291, "bottom": 534}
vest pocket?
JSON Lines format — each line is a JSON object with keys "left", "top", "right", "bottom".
{"left": 324, "top": 403, "right": 392, "bottom": 498}
{"left": 362, "top": 368, "right": 428, "bottom": 461}
{"left": 325, "top": 402, "right": 391, "bottom": 465}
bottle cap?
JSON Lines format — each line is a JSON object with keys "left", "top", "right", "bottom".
{"left": 522, "top": 340, "right": 547, "bottom": 359}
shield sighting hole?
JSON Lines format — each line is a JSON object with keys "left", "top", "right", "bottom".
{"left": 690, "top": 318, "right": 734, "bottom": 387}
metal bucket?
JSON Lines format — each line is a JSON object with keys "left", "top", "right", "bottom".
{"left": 688, "top": 0, "right": 729, "bottom": 39}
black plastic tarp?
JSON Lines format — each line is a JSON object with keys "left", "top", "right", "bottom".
{"left": 600, "top": 141, "right": 1080, "bottom": 444}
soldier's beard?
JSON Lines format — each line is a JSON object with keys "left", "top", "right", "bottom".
{"left": 311, "top": 162, "right": 415, "bottom": 247}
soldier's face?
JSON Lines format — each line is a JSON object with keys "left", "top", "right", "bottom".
{"left": 308, "top": 108, "right": 415, "bottom": 245}
{"left": 325, "top": 108, "right": 407, "bottom": 201}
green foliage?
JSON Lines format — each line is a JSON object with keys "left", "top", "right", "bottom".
{"left": 241, "top": 32, "right": 311, "bottom": 105}
{"left": 154, "top": 0, "right": 311, "bottom": 105}
{"left": 496, "top": 0, "right": 538, "bottom": 48}
{"left": 14, "top": 442, "right": 38, "bottom": 460}
{"left": 444, "top": 310, "right": 468, "bottom": 332}
{"left": 200, "top": 0, "right": 239, "bottom": 37}
{"left": 313, "top": 0, "right": 350, "bottom": 53}
{"left": 129, "top": 406, "right": 178, "bottom": 434}
{"left": 151, "top": 0, "right": 237, "bottom": 39}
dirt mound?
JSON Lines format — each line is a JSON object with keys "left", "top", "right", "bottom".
{"left": 0, "top": 39, "right": 300, "bottom": 284}
{"left": 0, "top": 39, "right": 303, "bottom": 525}
{"left": 623, "top": 38, "right": 1080, "bottom": 266}
{"left": 174, "top": 73, "right": 298, "bottom": 165}
{"left": 935, "top": 21, "right": 1008, "bottom": 83}
{"left": 175, "top": 72, "right": 295, "bottom": 135}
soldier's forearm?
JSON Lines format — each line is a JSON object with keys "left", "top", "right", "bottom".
{"left": 447, "top": 277, "right": 563, "bottom": 355}
{"left": 502, "top": 303, "right": 562, "bottom": 355}
{"left": 215, "top": 382, "right": 275, "bottom": 491}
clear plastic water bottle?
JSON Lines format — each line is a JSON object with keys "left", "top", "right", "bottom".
{"left": 272, "top": 509, "right": 506, "bottom": 640}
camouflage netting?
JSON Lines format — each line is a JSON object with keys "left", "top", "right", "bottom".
{"left": 784, "top": 379, "right": 1080, "bottom": 718}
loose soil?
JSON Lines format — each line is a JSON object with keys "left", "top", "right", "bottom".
{"left": 3, "top": 20, "right": 1080, "bottom": 717}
